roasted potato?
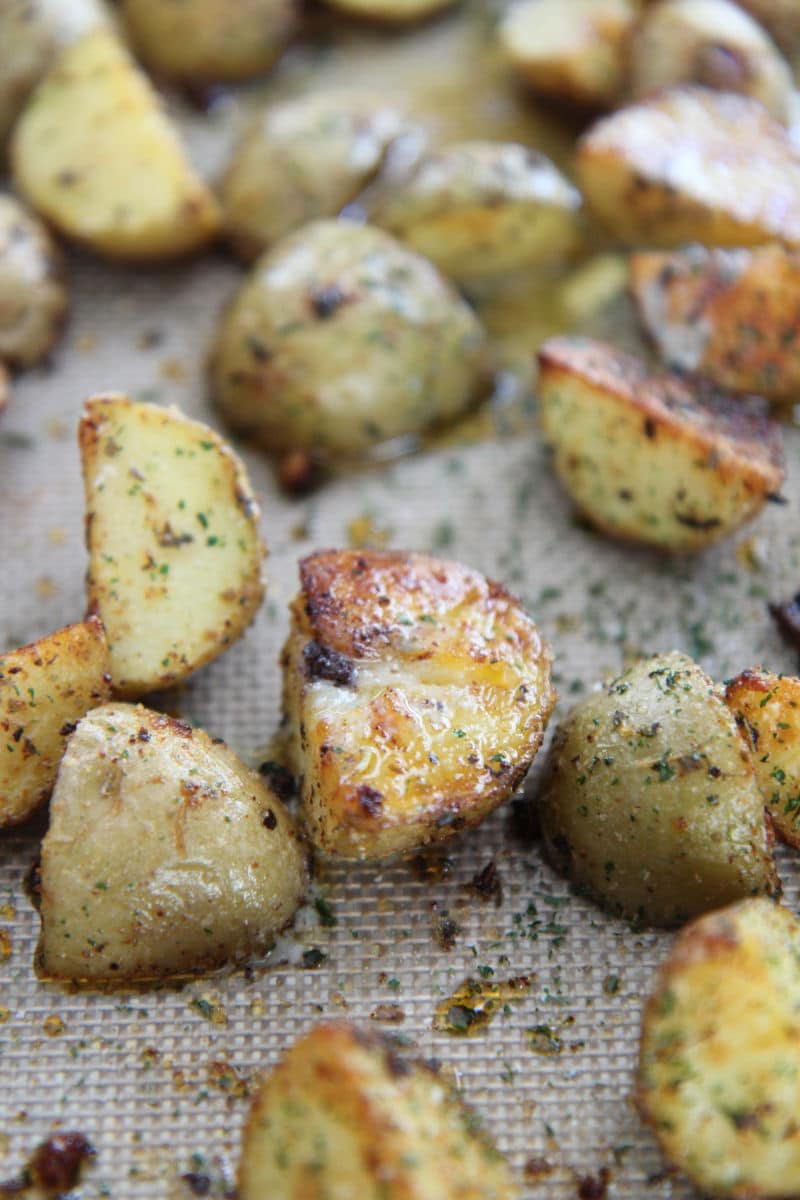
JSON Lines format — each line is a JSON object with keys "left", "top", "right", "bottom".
{"left": 376, "top": 141, "right": 582, "bottom": 284}
{"left": 239, "top": 1023, "right": 519, "bottom": 1199}
{"left": 0, "top": 617, "right": 111, "bottom": 830}
{"left": 737, "top": 0, "right": 800, "bottom": 52}
{"left": 0, "top": 362, "right": 9, "bottom": 415}
{"left": 538, "top": 652, "right": 779, "bottom": 927}
{"left": 498, "top": 0, "right": 636, "bottom": 109}
{"left": 80, "top": 394, "right": 265, "bottom": 698}
{"left": 537, "top": 336, "right": 784, "bottom": 551}
{"left": 38, "top": 702, "right": 308, "bottom": 982}
{"left": 212, "top": 220, "right": 487, "bottom": 458}
{"left": 639, "top": 898, "right": 800, "bottom": 1197}
{"left": 318, "top": 0, "right": 458, "bottom": 24}
{"left": 121, "top": 0, "right": 296, "bottom": 84}
{"left": 0, "top": 194, "right": 67, "bottom": 369}
{"left": 221, "top": 91, "right": 414, "bottom": 261}
{"left": 11, "top": 29, "right": 221, "bottom": 261}
{"left": 281, "top": 549, "right": 555, "bottom": 860}
{"left": 576, "top": 86, "right": 800, "bottom": 248}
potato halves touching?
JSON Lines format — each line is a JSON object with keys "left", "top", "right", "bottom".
{"left": 576, "top": 87, "right": 800, "bottom": 248}
{"left": 639, "top": 898, "right": 800, "bottom": 1197}
{"left": 0, "top": 194, "right": 67, "bottom": 369}
{"left": 11, "top": 29, "right": 220, "bottom": 261}
{"left": 239, "top": 1023, "right": 519, "bottom": 1200}
{"left": 0, "top": 617, "right": 111, "bottom": 829}
{"left": 39, "top": 703, "right": 308, "bottom": 982}
{"left": 281, "top": 549, "right": 555, "bottom": 860}
{"left": 538, "top": 652, "right": 779, "bottom": 927}
{"left": 537, "top": 336, "right": 784, "bottom": 551}
{"left": 80, "top": 394, "right": 265, "bottom": 697}
{"left": 212, "top": 220, "right": 487, "bottom": 459}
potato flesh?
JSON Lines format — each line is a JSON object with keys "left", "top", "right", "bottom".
{"left": 538, "top": 652, "right": 779, "bottom": 926}
{"left": 639, "top": 899, "right": 800, "bottom": 1197}
{"left": 0, "top": 194, "right": 67, "bottom": 368}
{"left": 80, "top": 394, "right": 265, "bottom": 697}
{"left": 0, "top": 617, "right": 111, "bottom": 829}
{"left": 40, "top": 703, "right": 308, "bottom": 981}
{"left": 318, "top": 0, "right": 457, "bottom": 24}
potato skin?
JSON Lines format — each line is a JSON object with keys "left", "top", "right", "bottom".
{"left": 39, "top": 702, "right": 308, "bottom": 982}
{"left": 538, "top": 652, "right": 779, "bottom": 927}
{"left": 212, "top": 220, "right": 487, "bottom": 458}
{"left": 239, "top": 1022, "right": 519, "bottom": 1199}
{"left": 318, "top": 0, "right": 458, "bottom": 24}
{"left": 537, "top": 336, "right": 784, "bottom": 551}
{"left": 576, "top": 86, "right": 800, "bottom": 248}
{"left": 638, "top": 898, "right": 800, "bottom": 1197}
{"left": 0, "top": 194, "right": 67, "bottom": 369}
{"left": 0, "top": 617, "right": 111, "bottom": 829}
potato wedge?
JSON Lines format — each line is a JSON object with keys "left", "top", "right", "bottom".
{"left": 576, "top": 86, "right": 800, "bottom": 248}
{"left": 537, "top": 336, "right": 784, "bottom": 551}
{"left": 39, "top": 702, "right": 308, "bottom": 981}
{"left": 377, "top": 141, "right": 582, "bottom": 284}
{"left": 281, "top": 549, "right": 555, "bottom": 860}
{"left": 318, "top": 0, "right": 457, "bottom": 24}
{"left": 0, "top": 617, "right": 111, "bottom": 829}
{"left": 80, "top": 394, "right": 265, "bottom": 698}
{"left": 538, "top": 652, "right": 779, "bottom": 927}
{"left": 239, "top": 1023, "right": 519, "bottom": 1199}
{"left": 639, "top": 898, "right": 800, "bottom": 1197}
{"left": 0, "top": 194, "right": 67, "bottom": 369}
{"left": 212, "top": 220, "right": 487, "bottom": 458}
{"left": 499, "top": 0, "right": 636, "bottom": 109}
{"left": 11, "top": 28, "right": 220, "bottom": 261}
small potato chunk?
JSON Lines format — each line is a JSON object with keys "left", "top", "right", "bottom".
{"left": 0, "top": 194, "right": 67, "bottom": 369}
{"left": 639, "top": 898, "right": 800, "bottom": 1197}
{"left": 281, "top": 549, "right": 555, "bottom": 860}
{"left": 122, "top": 0, "right": 296, "bottom": 84}
{"left": 221, "top": 91, "right": 413, "bottom": 261}
{"left": 212, "top": 220, "right": 487, "bottom": 458}
{"left": 538, "top": 652, "right": 779, "bottom": 927}
{"left": 576, "top": 86, "right": 800, "bottom": 248}
{"left": 318, "top": 0, "right": 457, "bottom": 24}
{"left": 537, "top": 336, "right": 784, "bottom": 551}
{"left": 630, "top": 0, "right": 793, "bottom": 122}
{"left": 376, "top": 141, "right": 582, "bottom": 285}
{"left": 630, "top": 244, "right": 800, "bottom": 401}
{"left": 239, "top": 1023, "right": 519, "bottom": 1199}
{"left": 39, "top": 703, "right": 308, "bottom": 981}
{"left": 0, "top": 617, "right": 111, "bottom": 829}
{"left": 11, "top": 29, "right": 220, "bottom": 261}
{"left": 80, "top": 394, "right": 265, "bottom": 697}
{"left": 499, "top": 0, "right": 636, "bottom": 109}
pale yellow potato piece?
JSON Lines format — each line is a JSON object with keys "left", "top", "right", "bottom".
{"left": 0, "top": 194, "right": 67, "bottom": 369}
{"left": 630, "top": 0, "right": 793, "bottom": 121}
{"left": 318, "top": 0, "right": 457, "bottom": 24}
{"left": 212, "top": 220, "right": 487, "bottom": 458}
{"left": 576, "top": 86, "right": 800, "bottom": 248}
{"left": 39, "top": 702, "right": 308, "bottom": 982}
{"left": 122, "top": 0, "right": 296, "bottom": 83}
{"left": 240, "top": 1023, "right": 519, "bottom": 1199}
{"left": 11, "top": 29, "right": 220, "bottom": 261}
{"left": 377, "top": 141, "right": 582, "bottom": 284}
{"left": 80, "top": 394, "right": 265, "bottom": 698}
{"left": 639, "top": 898, "right": 800, "bottom": 1197}
{"left": 539, "top": 652, "right": 779, "bottom": 927}
{"left": 281, "top": 549, "right": 555, "bottom": 860}
{"left": 0, "top": 617, "right": 111, "bottom": 829}
{"left": 537, "top": 336, "right": 785, "bottom": 551}
{"left": 499, "top": 0, "right": 636, "bottom": 108}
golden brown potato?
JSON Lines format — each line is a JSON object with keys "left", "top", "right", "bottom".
{"left": 318, "top": 0, "right": 458, "bottom": 24}
{"left": 737, "top": 0, "right": 800, "bottom": 52}
{"left": 538, "top": 652, "right": 780, "bottom": 927}
{"left": 11, "top": 29, "right": 220, "bottom": 261}
{"left": 630, "top": 243, "right": 800, "bottom": 401}
{"left": 80, "top": 394, "right": 265, "bottom": 698}
{"left": 537, "top": 336, "right": 784, "bottom": 551}
{"left": 239, "top": 1023, "right": 519, "bottom": 1199}
{"left": 212, "top": 220, "right": 487, "bottom": 459}
{"left": 499, "top": 0, "right": 637, "bottom": 109}
{"left": 39, "top": 702, "right": 308, "bottom": 982}
{"left": 376, "top": 141, "right": 583, "bottom": 284}
{"left": 0, "top": 194, "right": 67, "bottom": 369}
{"left": 281, "top": 549, "right": 555, "bottom": 860}
{"left": 576, "top": 86, "right": 800, "bottom": 248}
{"left": 122, "top": 0, "right": 296, "bottom": 84}
{"left": 0, "top": 617, "right": 111, "bottom": 830}
{"left": 639, "top": 898, "right": 800, "bottom": 1197}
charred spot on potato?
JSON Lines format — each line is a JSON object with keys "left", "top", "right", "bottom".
{"left": 310, "top": 284, "right": 348, "bottom": 319}
{"left": 356, "top": 785, "right": 384, "bottom": 816}
{"left": 28, "top": 1132, "right": 95, "bottom": 1193}
{"left": 303, "top": 640, "right": 357, "bottom": 688}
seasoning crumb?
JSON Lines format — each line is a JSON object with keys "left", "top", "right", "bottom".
{"left": 471, "top": 860, "right": 503, "bottom": 905}
{"left": 347, "top": 514, "right": 391, "bottom": 549}
{"left": 189, "top": 996, "right": 227, "bottom": 1025}
{"left": 42, "top": 1015, "right": 66, "bottom": 1037}
{"left": 0, "top": 931, "right": 11, "bottom": 960}
{"left": 371, "top": 1003, "right": 405, "bottom": 1023}
{"left": 35, "top": 576, "right": 57, "bottom": 599}
{"left": 433, "top": 910, "right": 460, "bottom": 951}
{"left": 160, "top": 357, "right": 188, "bottom": 382}
{"left": 524, "top": 1157, "right": 555, "bottom": 1182}
{"left": 0, "top": 1007, "right": 11, "bottom": 1024}
{"left": 577, "top": 1166, "right": 611, "bottom": 1199}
